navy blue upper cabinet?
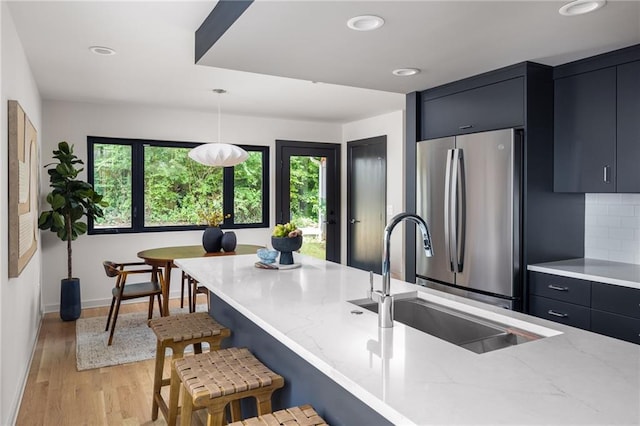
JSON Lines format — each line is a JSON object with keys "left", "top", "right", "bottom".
{"left": 421, "top": 77, "right": 524, "bottom": 140}
{"left": 554, "top": 68, "right": 617, "bottom": 192}
{"left": 553, "top": 43, "right": 640, "bottom": 193}
{"left": 617, "top": 61, "right": 640, "bottom": 193}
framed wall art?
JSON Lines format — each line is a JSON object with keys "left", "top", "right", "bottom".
{"left": 8, "top": 100, "right": 39, "bottom": 278}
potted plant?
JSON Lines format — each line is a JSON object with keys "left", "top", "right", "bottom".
{"left": 38, "top": 141, "right": 107, "bottom": 321}
{"left": 271, "top": 223, "right": 303, "bottom": 265}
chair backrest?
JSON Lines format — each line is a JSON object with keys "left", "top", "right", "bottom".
{"left": 103, "top": 261, "right": 120, "bottom": 278}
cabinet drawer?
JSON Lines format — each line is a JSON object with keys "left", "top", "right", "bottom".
{"left": 591, "top": 309, "right": 640, "bottom": 345}
{"left": 529, "top": 272, "right": 591, "bottom": 306}
{"left": 529, "top": 295, "right": 590, "bottom": 329}
{"left": 592, "top": 283, "right": 640, "bottom": 319}
{"left": 421, "top": 77, "right": 524, "bottom": 139}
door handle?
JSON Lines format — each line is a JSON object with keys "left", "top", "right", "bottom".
{"left": 548, "top": 284, "right": 569, "bottom": 292}
{"left": 547, "top": 310, "right": 568, "bottom": 318}
{"left": 455, "top": 149, "right": 466, "bottom": 273}
{"left": 444, "top": 149, "right": 455, "bottom": 273}
{"left": 349, "top": 219, "right": 360, "bottom": 224}
{"left": 603, "top": 165, "right": 611, "bottom": 184}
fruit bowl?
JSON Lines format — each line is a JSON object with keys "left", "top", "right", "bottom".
{"left": 271, "top": 235, "right": 303, "bottom": 265}
{"left": 257, "top": 248, "right": 278, "bottom": 264}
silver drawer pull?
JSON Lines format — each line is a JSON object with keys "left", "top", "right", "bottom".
{"left": 548, "top": 310, "right": 568, "bottom": 318}
{"left": 548, "top": 284, "right": 569, "bottom": 292}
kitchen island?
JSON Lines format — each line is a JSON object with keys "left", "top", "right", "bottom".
{"left": 176, "top": 254, "right": 639, "bottom": 425}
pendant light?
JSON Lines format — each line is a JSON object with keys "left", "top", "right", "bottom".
{"left": 188, "top": 89, "right": 249, "bottom": 167}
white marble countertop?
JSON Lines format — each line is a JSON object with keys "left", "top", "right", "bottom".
{"left": 528, "top": 258, "right": 640, "bottom": 290}
{"left": 177, "top": 254, "right": 640, "bottom": 425}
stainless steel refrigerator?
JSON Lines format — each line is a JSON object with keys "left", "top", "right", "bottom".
{"left": 416, "top": 128, "right": 522, "bottom": 310}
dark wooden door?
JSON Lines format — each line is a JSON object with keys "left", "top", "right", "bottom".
{"left": 617, "top": 60, "right": 640, "bottom": 193}
{"left": 347, "top": 136, "right": 386, "bottom": 274}
{"left": 554, "top": 67, "right": 617, "bottom": 192}
{"left": 275, "top": 140, "right": 341, "bottom": 263}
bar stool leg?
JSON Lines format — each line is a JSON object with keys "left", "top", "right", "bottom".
{"left": 168, "top": 361, "right": 182, "bottom": 426}
{"left": 229, "top": 400, "right": 242, "bottom": 422}
{"left": 179, "top": 384, "right": 194, "bottom": 426}
{"left": 151, "top": 340, "right": 166, "bottom": 420}
{"left": 256, "top": 392, "right": 274, "bottom": 415}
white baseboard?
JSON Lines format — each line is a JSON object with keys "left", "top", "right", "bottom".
{"left": 42, "top": 290, "right": 186, "bottom": 314}
{"left": 8, "top": 310, "right": 43, "bottom": 426}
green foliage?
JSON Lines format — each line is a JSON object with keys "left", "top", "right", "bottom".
{"left": 93, "top": 145, "right": 266, "bottom": 228}
{"left": 39, "top": 141, "right": 108, "bottom": 279}
{"left": 91, "top": 145, "right": 322, "bottom": 231}
{"left": 290, "top": 156, "right": 321, "bottom": 225}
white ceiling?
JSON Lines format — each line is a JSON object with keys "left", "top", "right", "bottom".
{"left": 7, "top": 1, "right": 640, "bottom": 124}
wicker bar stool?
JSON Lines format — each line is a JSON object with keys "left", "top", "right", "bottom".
{"left": 172, "top": 347, "right": 285, "bottom": 426}
{"left": 149, "top": 312, "right": 231, "bottom": 425}
{"left": 227, "top": 405, "right": 328, "bottom": 426}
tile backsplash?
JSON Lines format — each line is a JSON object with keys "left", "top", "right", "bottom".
{"left": 585, "top": 194, "right": 640, "bottom": 264}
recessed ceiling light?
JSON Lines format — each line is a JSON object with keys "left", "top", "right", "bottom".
{"left": 392, "top": 68, "right": 421, "bottom": 77}
{"left": 559, "top": 0, "right": 606, "bottom": 16}
{"left": 347, "top": 15, "right": 385, "bottom": 31}
{"left": 89, "top": 46, "right": 116, "bottom": 56}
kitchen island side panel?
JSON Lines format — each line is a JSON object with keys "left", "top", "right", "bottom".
{"left": 209, "top": 292, "right": 393, "bottom": 426}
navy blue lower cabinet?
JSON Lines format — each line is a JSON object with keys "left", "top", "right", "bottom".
{"left": 529, "top": 295, "right": 591, "bottom": 330}
{"left": 591, "top": 309, "right": 640, "bottom": 345}
{"left": 208, "top": 292, "right": 392, "bottom": 426}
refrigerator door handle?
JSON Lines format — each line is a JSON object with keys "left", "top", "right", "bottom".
{"left": 450, "top": 149, "right": 460, "bottom": 274}
{"left": 456, "top": 149, "right": 466, "bottom": 273}
{"left": 444, "top": 149, "right": 455, "bottom": 272}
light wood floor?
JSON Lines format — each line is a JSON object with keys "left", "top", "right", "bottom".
{"left": 16, "top": 297, "right": 210, "bottom": 426}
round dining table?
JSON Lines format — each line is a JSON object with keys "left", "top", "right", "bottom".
{"left": 137, "top": 244, "right": 263, "bottom": 315}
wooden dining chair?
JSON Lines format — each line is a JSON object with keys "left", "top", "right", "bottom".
{"left": 103, "top": 261, "right": 164, "bottom": 346}
{"left": 181, "top": 271, "right": 209, "bottom": 313}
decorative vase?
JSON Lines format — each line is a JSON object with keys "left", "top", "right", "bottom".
{"left": 202, "top": 227, "right": 224, "bottom": 252}
{"left": 271, "top": 235, "right": 303, "bottom": 265}
{"left": 60, "top": 278, "right": 81, "bottom": 321}
{"left": 221, "top": 231, "right": 237, "bottom": 252}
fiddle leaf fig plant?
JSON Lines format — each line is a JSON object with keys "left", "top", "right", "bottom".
{"left": 38, "top": 141, "right": 108, "bottom": 280}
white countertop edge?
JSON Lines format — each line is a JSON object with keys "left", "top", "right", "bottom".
{"left": 527, "top": 260, "right": 640, "bottom": 290}
{"left": 180, "top": 262, "right": 415, "bottom": 426}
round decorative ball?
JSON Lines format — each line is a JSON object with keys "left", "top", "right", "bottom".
{"left": 202, "top": 227, "right": 224, "bottom": 253}
{"left": 221, "top": 231, "right": 237, "bottom": 252}
{"left": 257, "top": 248, "right": 278, "bottom": 264}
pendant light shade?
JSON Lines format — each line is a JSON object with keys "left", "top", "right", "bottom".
{"left": 189, "top": 89, "right": 249, "bottom": 167}
{"left": 188, "top": 143, "right": 249, "bottom": 167}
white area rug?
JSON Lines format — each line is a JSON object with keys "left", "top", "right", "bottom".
{"left": 75, "top": 305, "right": 206, "bottom": 371}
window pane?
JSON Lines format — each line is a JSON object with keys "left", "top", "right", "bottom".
{"left": 289, "top": 156, "right": 326, "bottom": 260}
{"left": 233, "top": 151, "right": 263, "bottom": 224}
{"left": 144, "top": 145, "right": 223, "bottom": 227}
{"left": 93, "top": 143, "right": 132, "bottom": 228}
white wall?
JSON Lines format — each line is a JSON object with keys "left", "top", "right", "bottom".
{"left": 584, "top": 193, "right": 640, "bottom": 264}
{"left": 342, "top": 110, "right": 405, "bottom": 278}
{"left": 1, "top": 4, "right": 43, "bottom": 424}
{"left": 41, "top": 100, "right": 342, "bottom": 312}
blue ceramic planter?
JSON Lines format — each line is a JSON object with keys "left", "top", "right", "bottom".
{"left": 60, "top": 278, "right": 81, "bottom": 321}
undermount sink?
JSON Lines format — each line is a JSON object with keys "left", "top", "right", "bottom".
{"left": 350, "top": 292, "right": 545, "bottom": 354}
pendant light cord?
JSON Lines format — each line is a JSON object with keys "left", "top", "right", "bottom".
{"left": 213, "top": 88, "right": 226, "bottom": 145}
{"left": 217, "top": 92, "right": 221, "bottom": 144}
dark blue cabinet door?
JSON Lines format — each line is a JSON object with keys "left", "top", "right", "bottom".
{"left": 617, "top": 60, "right": 640, "bottom": 193}
{"left": 554, "top": 67, "right": 617, "bottom": 192}
{"left": 421, "top": 77, "right": 524, "bottom": 140}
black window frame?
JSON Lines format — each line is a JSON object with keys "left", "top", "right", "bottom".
{"left": 87, "top": 136, "right": 269, "bottom": 234}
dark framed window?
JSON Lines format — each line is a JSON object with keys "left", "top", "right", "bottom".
{"left": 87, "top": 136, "right": 269, "bottom": 234}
